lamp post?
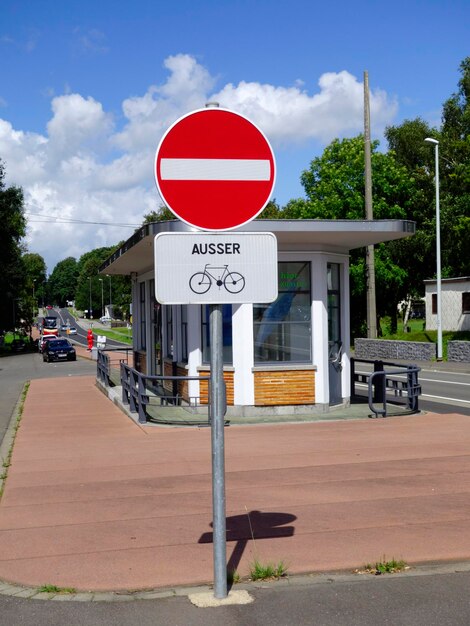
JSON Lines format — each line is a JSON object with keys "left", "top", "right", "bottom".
{"left": 424, "top": 137, "right": 442, "bottom": 360}
{"left": 98, "top": 278, "right": 104, "bottom": 318}
{"left": 88, "top": 277, "right": 92, "bottom": 320}
{"left": 32, "top": 279, "right": 36, "bottom": 317}
{"left": 106, "top": 274, "right": 112, "bottom": 317}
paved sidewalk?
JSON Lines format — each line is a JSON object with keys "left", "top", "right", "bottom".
{"left": 1, "top": 374, "right": 470, "bottom": 592}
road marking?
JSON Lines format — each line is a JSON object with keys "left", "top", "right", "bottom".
{"left": 420, "top": 393, "right": 470, "bottom": 405}
{"left": 419, "top": 377, "right": 470, "bottom": 386}
{"left": 356, "top": 371, "right": 470, "bottom": 386}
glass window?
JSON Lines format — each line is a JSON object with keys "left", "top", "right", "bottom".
{"left": 166, "top": 306, "right": 173, "bottom": 357}
{"left": 254, "top": 262, "right": 311, "bottom": 363}
{"left": 201, "top": 304, "right": 233, "bottom": 364}
{"left": 139, "top": 282, "right": 146, "bottom": 350}
{"left": 181, "top": 305, "right": 188, "bottom": 362}
{"left": 462, "top": 293, "right": 470, "bottom": 314}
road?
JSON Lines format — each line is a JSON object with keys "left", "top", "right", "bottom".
{"left": 353, "top": 361, "right": 470, "bottom": 416}
{"left": 0, "top": 352, "right": 96, "bottom": 448}
{"left": 0, "top": 568, "right": 470, "bottom": 625}
{"left": 50, "top": 308, "right": 130, "bottom": 351}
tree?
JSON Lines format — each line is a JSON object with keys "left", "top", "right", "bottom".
{"left": 73, "top": 246, "right": 131, "bottom": 319}
{"left": 22, "top": 252, "right": 46, "bottom": 326}
{"left": 142, "top": 205, "right": 174, "bottom": 224}
{"left": 284, "top": 136, "right": 419, "bottom": 335}
{"left": 384, "top": 58, "right": 470, "bottom": 282}
{"left": 48, "top": 257, "right": 79, "bottom": 307}
{"left": 439, "top": 57, "right": 470, "bottom": 277}
{"left": 0, "top": 160, "right": 27, "bottom": 331}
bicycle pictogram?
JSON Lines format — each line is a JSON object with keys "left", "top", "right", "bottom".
{"left": 189, "top": 264, "right": 245, "bottom": 295}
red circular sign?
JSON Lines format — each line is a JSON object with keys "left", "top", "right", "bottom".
{"left": 154, "top": 108, "right": 276, "bottom": 231}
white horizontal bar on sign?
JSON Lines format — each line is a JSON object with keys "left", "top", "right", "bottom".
{"left": 160, "top": 158, "right": 271, "bottom": 181}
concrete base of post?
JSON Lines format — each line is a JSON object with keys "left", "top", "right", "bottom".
{"left": 188, "top": 590, "right": 253, "bottom": 607}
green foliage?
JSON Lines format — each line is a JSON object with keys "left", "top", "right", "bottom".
{"left": 48, "top": 257, "right": 79, "bottom": 307}
{"left": 37, "top": 584, "right": 76, "bottom": 594}
{"left": 249, "top": 559, "right": 288, "bottom": 581}
{"left": 294, "top": 136, "right": 413, "bottom": 221}
{"left": 291, "top": 136, "right": 419, "bottom": 336}
{"left": 227, "top": 569, "right": 240, "bottom": 585}
{"left": 363, "top": 557, "right": 407, "bottom": 575}
{"left": 0, "top": 160, "right": 27, "bottom": 331}
{"left": 142, "top": 206, "right": 175, "bottom": 224}
{"left": 97, "top": 327, "right": 132, "bottom": 344}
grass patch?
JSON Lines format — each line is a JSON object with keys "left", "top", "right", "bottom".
{"left": 97, "top": 327, "right": 132, "bottom": 345}
{"left": 249, "top": 559, "right": 288, "bottom": 581}
{"left": 37, "top": 584, "right": 76, "bottom": 594}
{"left": 358, "top": 556, "right": 408, "bottom": 575}
{"left": 376, "top": 317, "right": 470, "bottom": 360}
{"left": 227, "top": 569, "right": 240, "bottom": 585}
{"left": 0, "top": 381, "right": 29, "bottom": 499}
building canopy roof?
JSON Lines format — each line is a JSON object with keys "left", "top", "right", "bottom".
{"left": 100, "top": 219, "right": 416, "bottom": 276}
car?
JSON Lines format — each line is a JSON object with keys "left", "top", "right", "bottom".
{"left": 46, "top": 305, "right": 53, "bottom": 310}
{"left": 68, "top": 326, "right": 77, "bottom": 335}
{"left": 60, "top": 324, "right": 68, "bottom": 332}
{"left": 42, "top": 338, "right": 76, "bottom": 362}
{"left": 38, "top": 335, "right": 59, "bottom": 353}
{"left": 100, "top": 316, "right": 112, "bottom": 323}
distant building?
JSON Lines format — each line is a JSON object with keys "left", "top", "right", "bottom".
{"left": 424, "top": 277, "right": 470, "bottom": 332}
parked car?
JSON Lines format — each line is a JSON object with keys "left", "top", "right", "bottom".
{"left": 100, "top": 316, "right": 112, "bottom": 323}
{"left": 42, "top": 338, "right": 76, "bottom": 362}
{"left": 38, "top": 335, "right": 59, "bottom": 353}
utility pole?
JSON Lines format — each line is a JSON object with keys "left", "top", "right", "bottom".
{"left": 364, "top": 70, "right": 377, "bottom": 338}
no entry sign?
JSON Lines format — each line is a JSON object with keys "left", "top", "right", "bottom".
{"left": 154, "top": 108, "right": 276, "bottom": 231}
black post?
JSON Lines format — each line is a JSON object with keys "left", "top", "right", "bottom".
{"left": 373, "top": 360, "right": 384, "bottom": 404}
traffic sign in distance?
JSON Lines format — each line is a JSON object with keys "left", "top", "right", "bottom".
{"left": 155, "top": 108, "right": 276, "bottom": 231}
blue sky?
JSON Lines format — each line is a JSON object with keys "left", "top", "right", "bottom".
{"left": 1, "top": 0, "right": 469, "bottom": 272}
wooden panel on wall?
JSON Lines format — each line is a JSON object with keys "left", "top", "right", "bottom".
{"left": 254, "top": 370, "right": 315, "bottom": 406}
{"left": 199, "top": 371, "right": 234, "bottom": 406}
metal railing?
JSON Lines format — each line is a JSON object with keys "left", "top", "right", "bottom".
{"left": 351, "top": 358, "right": 421, "bottom": 418}
{"left": 120, "top": 362, "right": 212, "bottom": 424}
{"left": 96, "top": 347, "right": 132, "bottom": 387}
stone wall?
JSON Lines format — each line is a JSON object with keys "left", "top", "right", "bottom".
{"left": 354, "top": 338, "right": 436, "bottom": 361}
{"left": 448, "top": 341, "right": 470, "bottom": 362}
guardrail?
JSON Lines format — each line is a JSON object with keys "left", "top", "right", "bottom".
{"left": 120, "top": 362, "right": 212, "bottom": 424}
{"left": 351, "top": 358, "right": 421, "bottom": 418}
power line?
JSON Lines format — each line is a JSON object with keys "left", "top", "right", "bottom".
{"left": 25, "top": 212, "right": 141, "bottom": 228}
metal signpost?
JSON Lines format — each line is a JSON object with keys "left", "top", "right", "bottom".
{"left": 154, "top": 106, "right": 276, "bottom": 599}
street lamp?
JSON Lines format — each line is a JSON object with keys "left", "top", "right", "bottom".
{"left": 424, "top": 137, "right": 442, "bottom": 360}
{"left": 98, "top": 278, "right": 104, "bottom": 318}
{"left": 88, "top": 277, "right": 92, "bottom": 320}
{"left": 106, "top": 274, "right": 112, "bottom": 318}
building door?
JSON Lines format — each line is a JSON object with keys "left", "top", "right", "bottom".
{"left": 327, "top": 263, "right": 342, "bottom": 405}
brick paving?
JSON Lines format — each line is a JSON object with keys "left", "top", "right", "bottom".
{"left": 0, "top": 375, "right": 470, "bottom": 592}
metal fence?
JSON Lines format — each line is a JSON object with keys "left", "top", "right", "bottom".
{"left": 351, "top": 357, "right": 421, "bottom": 418}
{"left": 120, "top": 362, "right": 211, "bottom": 425}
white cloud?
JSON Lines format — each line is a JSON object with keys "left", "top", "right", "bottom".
{"left": 213, "top": 70, "right": 397, "bottom": 145}
{"left": 0, "top": 54, "right": 399, "bottom": 273}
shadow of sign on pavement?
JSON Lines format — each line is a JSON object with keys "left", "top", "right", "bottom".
{"left": 199, "top": 510, "right": 296, "bottom": 580}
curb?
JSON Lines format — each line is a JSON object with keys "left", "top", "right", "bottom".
{"left": 1, "top": 561, "right": 470, "bottom": 602}
{"left": 0, "top": 381, "right": 28, "bottom": 489}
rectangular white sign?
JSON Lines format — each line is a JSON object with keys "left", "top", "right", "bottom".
{"left": 154, "top": 232, "right": 278, "bottom": 304}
